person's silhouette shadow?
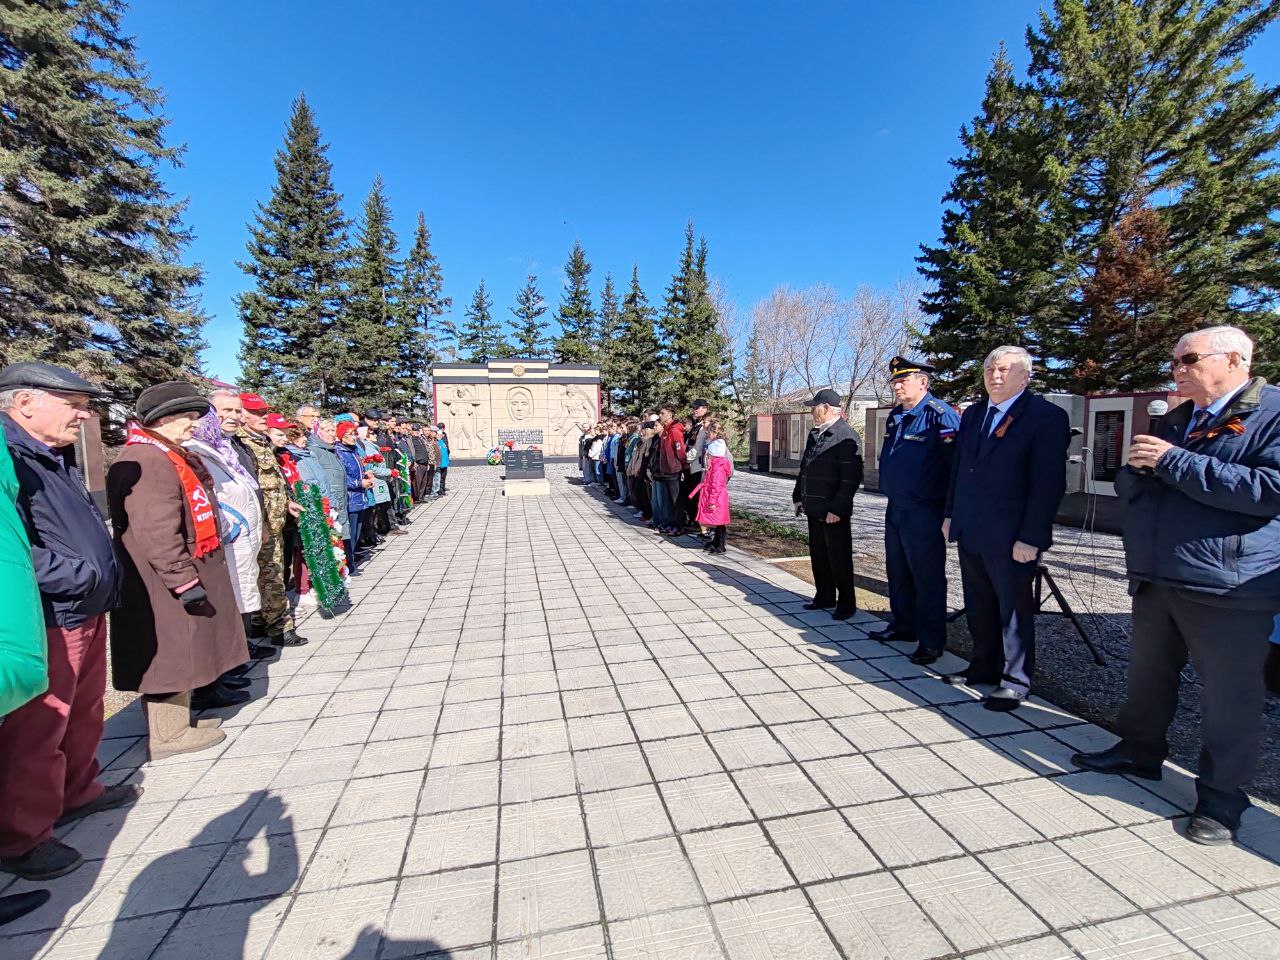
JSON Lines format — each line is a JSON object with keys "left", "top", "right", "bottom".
{"left": 339, "top": 924, "right": 449, "bottom": 959}
{"left": 102, "top": 791, "right": 298, "bottom": 960}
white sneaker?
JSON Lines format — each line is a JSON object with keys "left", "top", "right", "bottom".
{"left": 296, "top": 592, "right": 319, "bottom": 608}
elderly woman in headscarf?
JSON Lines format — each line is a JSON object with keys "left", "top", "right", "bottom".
{"left": 107, "top": 382, "right": 249, "bottom": 762}
{"left": 185, "top": 409, "right": 264, "bottom": 650}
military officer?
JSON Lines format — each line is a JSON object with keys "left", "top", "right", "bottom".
{"left": 869, "top": 358, "right": 961, "bottom": 665}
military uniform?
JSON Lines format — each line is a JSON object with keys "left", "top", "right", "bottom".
{"left": 238, "top": 428, "right": 294, "bottom": 639}
{"left": 874, "top": 358, "right": 960, "bottom": 660}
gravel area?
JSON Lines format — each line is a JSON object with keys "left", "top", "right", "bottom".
{"left": 725, "top": 468, "right": 1280, "bottom": 806}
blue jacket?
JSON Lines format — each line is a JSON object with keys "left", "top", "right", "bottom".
{"left": 2, "top": 412, "right": 120, "bottom": 627}
{"left": 438, "top": 439, "right": 449, "bottom": 469}
{"left": 1116, "top": 377, "right": 1280, "bottom": 606}
{"left": 946, "top": 392, "right": 1070, "bottom": 553}
{"left": 337, "top": 443, "right": 369, "bottom": 511}
{"left": 879, "top": 393, "right": 961, "bottom": 508}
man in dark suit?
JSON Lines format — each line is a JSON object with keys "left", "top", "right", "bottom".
{"left": 943, "top": 346, "right": 1070, "bottom": 711}
{"left": 793, "top": 389, "right": 864, "bottom": 621}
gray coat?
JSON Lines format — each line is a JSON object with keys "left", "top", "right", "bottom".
{"left": 310, "top": 439, "right": 350, "bottom": 537}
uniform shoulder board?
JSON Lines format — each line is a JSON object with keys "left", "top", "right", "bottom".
{"left": 927, "top": 399, "right": 947, "bottom": 414}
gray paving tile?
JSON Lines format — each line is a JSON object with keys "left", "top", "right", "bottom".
{"left": 683, "top": 823, "right": 793, "bottom": 901}
{"left": 418, "top": 760, "right": 500, "bottom": 814}
{"left": 981, "top": 842, "right": 1136, "bottom": 929}
{"left": 1062, "top": 914, "right": 1197, "bottom": 960}
{"left": 573, "top": 743, "right": 654, "bottom": 794}
{"left": 300, "top": 817, "right": 413, "bottom": 891}
{"left": 731, "top": 763, "right": 830, "bottom": 819}
{"left": 841, "top": 796, "right": 963, "bottom": 869}
{"left": 711, "top": 889, "right": 842, "bottom": 959}
{"left": 502, "top": 751, "right": 578, "bottom": 803}
{"left": 763, "top": 810, "right": 879, "bottom": 883}
{"left": 809, "top": 871, "right": 952, "bottom": 960}
{"left": 583, "top": 784, "right": 674, "bottom": 847}
{"left": 405, "top": 805, "right": 499, "bottom": 874}
{"left": 595, "top": 836, "right": 704, "bottom": 920}
{"left": 155, "top": 899, "right": 289, "bottom": 959}
{"left": 266, "top": 879, "right": 397, "bottom": 960}
{"left": 1154, "top": 895, "right": 1280, "bottom": 960}
{"left": 496, "top": 850, "right": 600, "bottom": 941}
{"left": 643, "top": 735, "right": 725, "bottom": 782}
{"left": 609, "top": 906, "right": 726, "bottom": 960}
{"left": 918, "top": 786, "right": 1044, "bottom": 853}
{"left": 897, "top": 855, "right": 1048, "bottom": 952}
{"left": 802, "top": 755, "right": 902, "bottom": 806}
{"left": 660, "top": 773, "right": 755, "bottom": 833}
{"left": 500, "top": 795, "right": 587, "bottom": 861}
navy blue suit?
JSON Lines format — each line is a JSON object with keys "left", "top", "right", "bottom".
{"left": 945, "top": 392, "right": 1070, "bottom": 693}
{"left": 878, "top": 394, "right": 961, "bottom": 651}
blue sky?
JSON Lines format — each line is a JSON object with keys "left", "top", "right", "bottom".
{"left": 123, "top": 1, "right": 1280, "bottom": 383}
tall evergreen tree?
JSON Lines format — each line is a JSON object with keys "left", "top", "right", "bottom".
{"left": 916, "top": 46, "right": 1069, "bottom": 397}
{"left": 597, "top": 273, "right": 623, "bottom": 411}
{"left": 335, "top": 177, "right": 400, "bottom": 410}
{"left": 458, "top": 279, "right": 508, "bottom": 363}
{"left": 397, "top": 212, "right": 450, "bottom": 412}
{"left": 236, "top": 95, "right": 349, "bottom": 408}
{"left": 510, "top": 274, "right": 550, "bottom": 357}
{"left": 613, "top": 264, "right": 661, "bottom": 412}
{"left": 552, "top": 241, "right": 597, "bottom": 363}
{"left": 664, "top": 226, "right": 728, "bottom": 408}
{"left": 0, "top": 0, "right": 207, "bottom": 404}
{"left": 657, "top": 222, "right": 696, "bottom": 377}
{"left": 1028, "top": 0, "right": 1280, "bottom": 385}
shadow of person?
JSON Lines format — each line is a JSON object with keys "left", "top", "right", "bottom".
{"left": 339, "top": 924, "right": 450, "bottom": 960}
{"left": 99, "top": 791, "right": 297, "bottom": 960}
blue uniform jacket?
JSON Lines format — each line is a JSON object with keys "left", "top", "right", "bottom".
{"left": 337, "top": 444, "right": 370, "bottom": 511}
{"left": 945, "top": 392, "right": 1070, "bottom": 554}
{"left": 878, "top": 394, "right": 961, "bottom": 507}
{"left": 1116, "top": 377, "right": 1280, "bottom": 606}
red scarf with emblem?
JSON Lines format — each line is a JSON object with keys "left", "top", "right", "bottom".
{"left": 125, "top": 423, "right": 220, "bottom": 558}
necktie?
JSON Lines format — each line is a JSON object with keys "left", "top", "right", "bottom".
{"left": 981, "top": 404, "right": 999, "bottom": 438}
{"left": 1188, "top": 408, "right": 1213, "bottom": 440}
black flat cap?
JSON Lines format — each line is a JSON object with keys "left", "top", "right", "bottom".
{"left": 803, "top": 388, "right": 843, "bottom": 407}
{"left": 363, "top": 409, "right": 385, "bottom": 420}
{"left": 691, "top": 399, "right": 710, "bottom": 409}
{"left": 0, "top": 362, "right": 109, "bottom": 399}
{"left": 135, "top": 381, "right": 210, "bottom": 426}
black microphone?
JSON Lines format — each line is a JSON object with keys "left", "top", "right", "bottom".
{"left": 1146, "top": 399, "right": 1169, "bottom": 435}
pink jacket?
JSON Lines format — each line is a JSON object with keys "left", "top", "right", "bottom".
{"left": 692, "top": 454, "right": 733, "bottom": 527}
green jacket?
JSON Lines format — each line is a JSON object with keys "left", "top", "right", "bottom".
{"left": 0, "top": 423, "right": 48, "bottom": 715}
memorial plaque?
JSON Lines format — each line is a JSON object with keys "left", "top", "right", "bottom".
{"left": 503, "top": 448, "right": 545, "bottom": 480}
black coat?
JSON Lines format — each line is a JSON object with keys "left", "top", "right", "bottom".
{"left": 945, "top": 391, "right": 1070, "bottom": 553}
{"left": 2, "top": 412, "right": 120, "bottom": 627}
{"left": 792, "top": 418, "right": 864, "bottom": 519}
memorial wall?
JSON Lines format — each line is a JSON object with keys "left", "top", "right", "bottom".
{"left": 429, "top": 360, "right": 601, "bottom": 460}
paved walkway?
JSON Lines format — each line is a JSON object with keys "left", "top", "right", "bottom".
{"left": 3, "top": 464, "right": 1278, "bottom": 960}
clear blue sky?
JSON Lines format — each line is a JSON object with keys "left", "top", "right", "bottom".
{"left": 123, "top": 1, "right": 1280, "bottom": 383}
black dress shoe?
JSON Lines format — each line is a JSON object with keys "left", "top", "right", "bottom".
{"left": 1186, "top": 815, "right": 1235, "bottom": 846}
{"left": 831, "top": 607, "right": 856, "bottom": 622}
{"left": 0, "top": 890, "right": 51, "bottom": 926}
{"left": 803, "top": 600, "right": 836, "bottom": 611}
{"left": 1070, "top": 744, "right": 1162, "bottom": 781}
{"left": 191, "top": 682, "right": 251, "bottom": 711}
{"left": 227, "top": 663, "right": 252, "bottom": 677}
{"left": 908, "top": 649, "right": 943, "bottom": 666}
{"left": 220, "top": 675, "right": 251, "bottom": 690}
{"left": 982, "top": 694, "right": 1023, "bottom": 712}
{"left": 273, "top": 630, "right": 308, "bottom": 647}
{"left": 869, "top": 626, "right": 916, "bottom": 644}
{"left": 247, "top": 644, "right": 276, "bottom": 660}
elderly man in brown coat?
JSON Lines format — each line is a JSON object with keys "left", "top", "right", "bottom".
{"left": 107, "top": 382, "right": 249, "bottom": 761}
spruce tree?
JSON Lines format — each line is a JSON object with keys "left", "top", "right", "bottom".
{"left": 552, "top": 241, "right": 597, "bottom": 363}
{"left": 335, "top": 177, "right": 401, "bottom": 410}
{"left": 657, "top": 222, "right": 696, "bottom": 378}
{"left": 510, "top": 274, "right": 550, "bottom": 358}
{"left": 597, "top": 273, "right": 623, "bottom": 411}
{"left": 916, "top": 46, "right": 1068, "bottom": 397}
{"left": 1028, "top": 0, "right": 1280, "bottom": 384}
{"left": 237, "top": 95, "right": 349, "bottom": 409}
{"left": 664, "top": 227, "right": 729, "bottom": 409}
{"left": 0, "top": 0, "right": 207, "bottom": 403}
{"left": 614, "top": 264, "right": 661, "bottom": 412}
{"left": 458, "top": 279, "right": 508, "bottom": 363}
{"left": 397, "top": 212, "right": 451, "bottom": 412}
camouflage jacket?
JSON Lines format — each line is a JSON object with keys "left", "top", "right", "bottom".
{"left": 238, "top": 429, "right": 289, "bottom": 522}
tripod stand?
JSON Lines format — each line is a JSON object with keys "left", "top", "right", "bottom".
{"left": 946, "top": 564, "right": 1107, "bottom": 666}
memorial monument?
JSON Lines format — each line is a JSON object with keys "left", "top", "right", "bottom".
{"left": 429, "top": 359, "right": 601, "bottom": 461}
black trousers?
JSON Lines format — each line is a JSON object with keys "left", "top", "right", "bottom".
{"left": 1118, "top": 583, "right": 1272, "bottom": 827}
{"left": 884, "top": 502, "right": 948, "bottom": 651}
{"left": 957, "top": 545, "right": 1037, "bottom": 694}
{"left": 807, "top": 514, "right": 855, "bottom": 610}
{"left": 679, "top": 471, "right": 699, "bottom": 527}
{"left": 438, "top": 467, "right": 447, "bottom": 494}
{"left": 711, "top": 525, "right": 727, "bottom": 549}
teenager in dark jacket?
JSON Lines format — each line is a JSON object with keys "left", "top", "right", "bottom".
{"left": 652, "top": 405, "right": 686, "bottom": 535}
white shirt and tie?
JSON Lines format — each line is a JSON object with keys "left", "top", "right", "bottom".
{"left": 982, "top": 389, "right": 1025, "bottom": 438}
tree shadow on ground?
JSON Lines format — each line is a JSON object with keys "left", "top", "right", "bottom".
{"left": 684, "top": 557, "right": 1280, "bottom": 869}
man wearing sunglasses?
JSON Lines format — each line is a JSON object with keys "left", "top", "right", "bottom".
{"left": 1074, "top": 325, "right": 1280, "bottom": 847}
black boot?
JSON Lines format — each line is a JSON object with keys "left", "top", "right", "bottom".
{"left": 274, "top": 629, "right": 308, "bottom": 647}
{"left": 1070, "top": 743, "right": 1161, "bottom": 781}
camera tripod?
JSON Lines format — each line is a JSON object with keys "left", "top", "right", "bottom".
{"left": 947, "top": 563, "right": 1107, "bottom": 666}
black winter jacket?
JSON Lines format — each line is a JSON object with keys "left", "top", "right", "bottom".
{"left": 792, "top": 418, "right": 864, "bottom": 519}
{"left": 2, "top": 413, "right": 120, "bottom": 627}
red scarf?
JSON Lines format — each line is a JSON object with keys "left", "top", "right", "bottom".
{"left": 125, "top": 423, "right": 220, "bottom": 558}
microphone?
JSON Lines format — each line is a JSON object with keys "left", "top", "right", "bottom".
{"left": 1146, "top": 399, "right": 1169, "bottom": 435}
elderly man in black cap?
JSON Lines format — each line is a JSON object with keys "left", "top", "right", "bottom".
{"left": 792, "top": 388, "right": 864, "bottom": 620}
{"left": 870, "top": 358, "right": 962, "bottom": 665}
{"left": 0, "top": 363, "right": 140, "bottom": 881}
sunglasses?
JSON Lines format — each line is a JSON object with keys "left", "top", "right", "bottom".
{"left": 1171, "top": 351, "right": 1228, "bottom": 368}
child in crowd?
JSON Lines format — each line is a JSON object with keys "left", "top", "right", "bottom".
{"left": 692, "top": 419, "right": 732, "bottom": 554}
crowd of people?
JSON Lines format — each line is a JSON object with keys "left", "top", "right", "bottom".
{"left": 0, "top": 364, "right": 451, "bottom": 896}
{"left": 578, "top": 399, "right": 734, "bottom": 553}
